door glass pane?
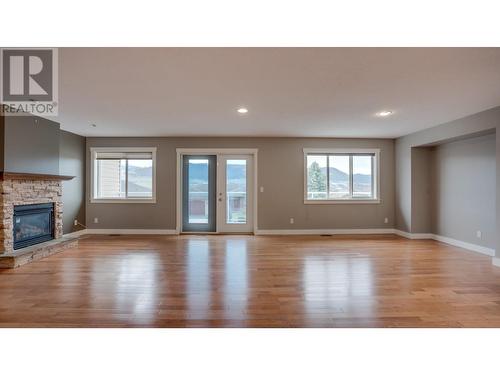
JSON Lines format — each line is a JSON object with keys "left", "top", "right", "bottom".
{"left": 353, "top": 155, "right": 373, "bottom": 198}
{"left": 226, "top": 159, "right": 247, "bottom": 224}
{"left": 188, "top": 159, "right": 209, "bottom": 224}
{"left": 127, "top": 159, "right": 153, "bottom": 198}
{"left": 306, "top": 155, "right": 327, "bottom": 199}
{"left": 329, "top": 155, "right": 350, "bottom": 199}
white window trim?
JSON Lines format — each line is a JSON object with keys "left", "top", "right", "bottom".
{"left": 303, "top": 148, "right": 381, "bottom": 204}
{"left": 90, "top": 147, "right": 157, "bottom": 204}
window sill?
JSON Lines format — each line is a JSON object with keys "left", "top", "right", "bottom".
{"left": 90, "top": 198, "right": 157, "bottom": 204}
{"left": 304, "top": 199, "right": 380, "bottom": 205}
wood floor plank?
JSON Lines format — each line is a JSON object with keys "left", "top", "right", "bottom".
{"left": 0, "top": 234, "right": 499, "bottom": 327}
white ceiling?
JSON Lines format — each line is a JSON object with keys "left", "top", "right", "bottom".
{"left": 58, "top": 48, "right": 500, "bottom": 138}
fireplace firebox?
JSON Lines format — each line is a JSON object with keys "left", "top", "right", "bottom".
{"left": 13, "top": 203, "right": 55, "bottom": 250}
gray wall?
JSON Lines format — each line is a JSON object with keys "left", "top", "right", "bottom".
{"left": 411, "top": 147, "right": 433, "bottom": 234}
{"left": 497, "top": 130, "right": 500, "bottom": 258}
{"left": 0, "top": 115, "right": 4, "bottom": 170}
{"left": 0, "top": 114, "right": 85, "bottom": 234}
{"left": 60, "top": 130, "right": 86, "bottom": 234}
{"left": 430, "top": 134, "right": 496, "bottom": 248}
{"left": 2, "top": 116, "right": 60, "bottom": 175}
{"left": 86, "top": 137, "right": 395, "bottom": 231}
{"left": 395, "top": 106, "right": 500, "bottom": 233}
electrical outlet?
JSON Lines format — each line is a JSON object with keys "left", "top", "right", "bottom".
{"left": 290, "top": 218, "right": 294, "bottom": 224}
{"left": 74, "top": 219, "right": 78, "bottom": 226}
{"left": 94, "top": 217, "right": 99, "bottom": 224}
{"left": 476, "top": 230, "right": 482, "bottom": 239}
{"left": 260, "top": 186, "right": 264, "bottom": 193}
{"left": 384, "top": 217, "right": 389, "bottom": 224}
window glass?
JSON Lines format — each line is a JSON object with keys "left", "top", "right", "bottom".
{"left": 307, "top": 155, "right": 327, "bottom": 200}
{"left": 328, "top": 155, "right": 350, "bottom": 199}
{"left": 96, "top": 159, "right": 126, "bottom": 198}
{"left": 188, "top": 159, "right": 209, "bottom": 223}
{"left": 226, "top": 160, "right": 247, "bottom": 224}
{"left": 305, "top": 151, "right": 376, "bottom": 201}
{"left": 127, "top": 159, "right": 153, "bottom": 198}
{"left": 93, "top": 150, "right": 155, "bottom": 200}
{"left": 352, "top": 155, "right": 373, "bottom": 198}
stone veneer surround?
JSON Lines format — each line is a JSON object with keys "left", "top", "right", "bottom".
{"left": 0, "top": 178, "right": 63, "bottom": 254}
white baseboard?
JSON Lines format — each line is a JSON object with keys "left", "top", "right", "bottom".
{"left": 432, "top": 234, "right": 495, "bottom": 257}
{"left": 85, "top": 229, "right": 177, "bottom": 235}
{"left": 394, "top": 230, "right": 495, "bottom": 257}
{"left": 255, "top": 228, "right": 394, "bottom": 235}
{"left": 69, "top": 228, "right": 496, "bottom": 258}
{"left": 393, "top": 230, "right": 433, "bottom": 239}
{"left": 62, "top": 229, "right": 88, "bottom": 239}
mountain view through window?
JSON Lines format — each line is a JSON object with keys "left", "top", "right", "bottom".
{"left": 307, "top": 153, "right": 374, "bottom": 200}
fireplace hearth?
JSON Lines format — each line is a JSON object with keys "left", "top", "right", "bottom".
{"left": 13, "top": 203, "right": 55, "bottom": 250}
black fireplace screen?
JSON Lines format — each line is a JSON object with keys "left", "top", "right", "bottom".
{"left": 13, "top": 203, "right": 54, "bottom": 250}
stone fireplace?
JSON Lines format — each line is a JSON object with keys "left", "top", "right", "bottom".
{"left": 0, "top": 172, "right": 77, "bottom": 268}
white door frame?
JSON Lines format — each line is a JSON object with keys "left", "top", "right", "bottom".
{"left": 175, "top": 148, "right": 258, "bottom": 234}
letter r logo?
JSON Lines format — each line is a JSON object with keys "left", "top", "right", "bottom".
{"left": 1, "top": 49, "right": 53, "bottom": 101}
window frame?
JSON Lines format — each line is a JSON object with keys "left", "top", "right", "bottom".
{"left": 90, "top": 147, "right": 157, "bottom": 203}
{"left": 303, "top": 148, "right": 380, "bottom": 204}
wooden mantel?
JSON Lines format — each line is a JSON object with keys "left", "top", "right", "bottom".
{"left": 0, "top": 171, "right": 75, "bottom": 181}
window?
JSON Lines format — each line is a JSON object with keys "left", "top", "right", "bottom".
{"left": 304, "top": 148, "right": 379, "bottom": 203}
{"left": 91, "top": 147, "right": 156, "bottom": 202}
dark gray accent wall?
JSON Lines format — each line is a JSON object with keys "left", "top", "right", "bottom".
{"left": 3, "top": 115, "right": 60, "bottom": 174}
{"left": 85, "top": 137, "right": 395, "bottom": 231}
{"left": 0, "top": 115, "right": 4, "bottom": 170}
{"left": 60, "top": 130, "right": 86, "bottom": 234}
{"left": 0, "top": 114, "right": 86, "bottom": 234}
{"left": 429, "top": 134, "right": 496, "bottom": 249}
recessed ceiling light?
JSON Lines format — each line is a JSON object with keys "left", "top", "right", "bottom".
{"left": 376, "top": 110, "right": 393, "bottom": 117}
{"left": 237, "top": 107, "right": 248, "bottom": 114}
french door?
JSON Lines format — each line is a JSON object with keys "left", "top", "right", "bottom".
{"left": 217, "top": 155, "right": 253, "bottom": 233}
{"left": 181, "top": 153, "right": 254, "bottom": 233}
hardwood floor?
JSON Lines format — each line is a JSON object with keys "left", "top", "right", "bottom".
{"left": 0, "top": 234, "right": 499, "bottom": 327}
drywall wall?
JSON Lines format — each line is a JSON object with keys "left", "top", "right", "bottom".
{"left": 497, "top": 130, "right": 500, "bottom": 259}
{"left": 85, "top": 137, "right": 395, "bottom": 231}
{"left": 0, "top": 115, "right": 4, "bottom": 170}
{"left": 0, "top": 114, "right": 86, "bottom": 234}
{"left": 395, "top": 106, "right": 500, "bottom": 233}
{"left": 411, "top": 147, "right": 433, "bottom": 234}
{"left": 60, "top": 130, "right": 86, "bottom": 234}
{"left": 2, "top": 115, "right": 60, "bottom": 175}
{"left": 430, "top": 134, "right": 496, "bottom": 249}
